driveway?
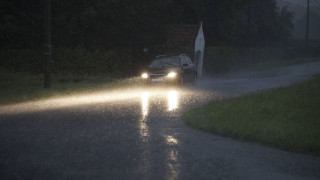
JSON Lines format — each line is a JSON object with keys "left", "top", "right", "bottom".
{"left": 0, "top": 62, "right": 320, "bottom": 180}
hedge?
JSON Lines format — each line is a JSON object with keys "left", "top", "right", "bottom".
{"left": 0, "top": 47, "right": 122, "bottom": 76}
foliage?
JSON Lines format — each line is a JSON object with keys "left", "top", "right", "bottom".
{"left": 0, "top": 48, "right": 122, "bottom": 76}
{"left": 0, "top": 0, "right": 297, "bottom": 75}
{"left": 204, "top": 47, "right": 239, "bottom": 73}
{"left": 0, "top": 0, "right": 294, "bottom": 49}
{"left": 0, "top": 0, "right": 44, "bottom": 49}
{"left": 0, "top": 49, "right": 43, "bottom": 73}
{"left": 53, "top": 47, "right": 121, "bottom": 76}
{"left": 294, "top": 11, "right": 320, "bottom": 40}
{"left": 204, "top": 46, "right": 320, "bottom": 73}
{"left": 203, "top": 0, "right": 295, "bottom": 47}
{"left": 243, "top": 57, "right": 320, "bottom": 71}
{"left": 0, "top": 70, "right": 147, "bottom": 105}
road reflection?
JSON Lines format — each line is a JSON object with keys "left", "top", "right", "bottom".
{"left": 138, "top": 90, "right": 181, "bottom": 179}
{"left": 138, "top": 89, "right": 179, "bottom": 118}
{"left": 167, "top": 149, "right": 180, "bottom": 180}
{"left": 0, "top": 88, "right": 183, "bottom": 115}
{"left": 167, "top": 90, "right": 178, "bottom": 111}
{"left": 138, "top": 90, "right": 179, "bottom": 142}
{"left": 166, "top": 135, "right": 179, "bottom": 145}
{"left": 141, "top": 92, "right": 149, "bottom": 118}
{"left": 139, "top": 92, "right": 149, "bottom": 142}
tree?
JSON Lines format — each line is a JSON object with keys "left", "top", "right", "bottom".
{"left": 0, "top": 0, "right": 294, "bottom": 49}
{"left": 203, "top": 0, "right": 294, "bottom": 47}
{"left": 0, "top": 0, "right": 44, "bottom": 48}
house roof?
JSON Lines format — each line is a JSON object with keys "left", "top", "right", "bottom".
{"left": 167, "top": 24, "right": 199, "bottom": 48}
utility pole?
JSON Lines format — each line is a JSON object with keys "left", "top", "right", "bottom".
{"left": 247, "top": 0, "right": 252, "bottom": 49}
{"left": 306, "top": 0, "right": 310, "bottom": 47}
{"left": 44, "top": 0, "right": 52, "bottom": 88}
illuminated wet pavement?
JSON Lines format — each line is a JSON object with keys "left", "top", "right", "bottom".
{"left": 1, "top": 62, "right": 320, "bottom": 180}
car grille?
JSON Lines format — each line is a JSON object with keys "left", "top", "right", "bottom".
{"left": 150, "top": 74, "right": 166, "bottom": 79}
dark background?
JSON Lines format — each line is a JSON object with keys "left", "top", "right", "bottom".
{"left": 0, "top": 0, "right": 319, "bottom": 75}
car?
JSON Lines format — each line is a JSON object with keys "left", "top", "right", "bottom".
{"left": 141, "top": 54, "right": 197, "bottom": 86}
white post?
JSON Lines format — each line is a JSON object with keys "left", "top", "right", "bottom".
{"left": 195, "top": 22, "right": 205, "bottom": 77}
{"left": 198, "top": 51, "right": 204, "bottom": 77}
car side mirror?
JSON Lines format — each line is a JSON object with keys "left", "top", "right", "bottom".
{"left": 182, "top": 63, "right": 188, "bottom": 67}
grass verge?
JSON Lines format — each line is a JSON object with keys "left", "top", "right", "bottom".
{"left": 182, "top": 75, "right": 320, "bottom": 155}
{"left": 0, "top": 71, "right": 144, "bottom": 105}
{"left": 244, "top": 57, "right": 320, "bottom": 71}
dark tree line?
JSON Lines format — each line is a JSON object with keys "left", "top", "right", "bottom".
{"left": 203, "top": 0, "right": 294, "bottom": 47}
{"left": 0, "top": 0, "right": 294, "bottom": 50}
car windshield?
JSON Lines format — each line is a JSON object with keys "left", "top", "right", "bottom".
{"left": 149, "top": 57, "right": 181, "bottom": 68}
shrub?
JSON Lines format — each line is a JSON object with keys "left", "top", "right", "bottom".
{"left": 203, "top": 46, "right": 320, "bottom": 74}
{"left": 53, "top": 47, "right": 121, "bottom": 76}
{"left": 204, "top": 47, "right": 239, "bottom": 73}
{"left": 0, "top": 49, "right": 42, "bottom": 73}
{"left": 0, "top": 48, "right": 123, "bottom": 76}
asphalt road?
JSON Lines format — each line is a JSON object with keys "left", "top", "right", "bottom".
{"left": 1, "top": 62, "right": 320, "bottom": 180}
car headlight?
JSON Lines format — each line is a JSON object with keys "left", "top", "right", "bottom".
{"left": 167, "top": 72, "right": 177, "bottom": 78}
{"left": 141, "top": 73, "right": 148, "bottom": 79}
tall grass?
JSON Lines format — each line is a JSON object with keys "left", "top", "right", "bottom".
{"left": 182, "top": 76, "right": 320, "bottom": 155}
{"left": 0, "top": 48, "right": 124, "bottom": 76}
{"left": 0, "top": 70, "right": 144, "bottom": 105}
{"left": 204, "top": 46, "right": 320, "bottom": 73}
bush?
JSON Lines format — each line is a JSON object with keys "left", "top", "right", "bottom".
{"left": 204, "top": 46, "right": 320, "bottom": 74}
{"left": 53, "top": 47, "right": 121, "bottom": 76}
{"left": 204, "top": 47, "right": 239, "bottom": 73}
{"left": 0, "top": 48, "right": 123, "bottom": 76}
{"left": 0, "top": 49, "right": 42, "bottom": 73}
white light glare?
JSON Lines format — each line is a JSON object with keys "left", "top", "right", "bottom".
{"left": 141, "top": 73, "right": 148, "bottom": 79}
{"left": 167, "top": 90, "right": 178, "bottom": 111}
{"left": 167, "top": 72, "right": 177, "bottom": 78}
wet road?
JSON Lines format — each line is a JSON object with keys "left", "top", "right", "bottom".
{"left": 1, "top": 62, "right": 320, "bottom": 180}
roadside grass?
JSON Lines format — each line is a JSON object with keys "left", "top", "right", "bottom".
{"left": 0, "top": 71, "right": 144, "bottom": 105}
{"left": 182, "top": 75, "right": 320, "bottom": 155}
{"left": 1, "top": 57, "right": 319, "bottom": 105}
{"left": 243, "top": 57, "right": 320, "bottom": 71}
